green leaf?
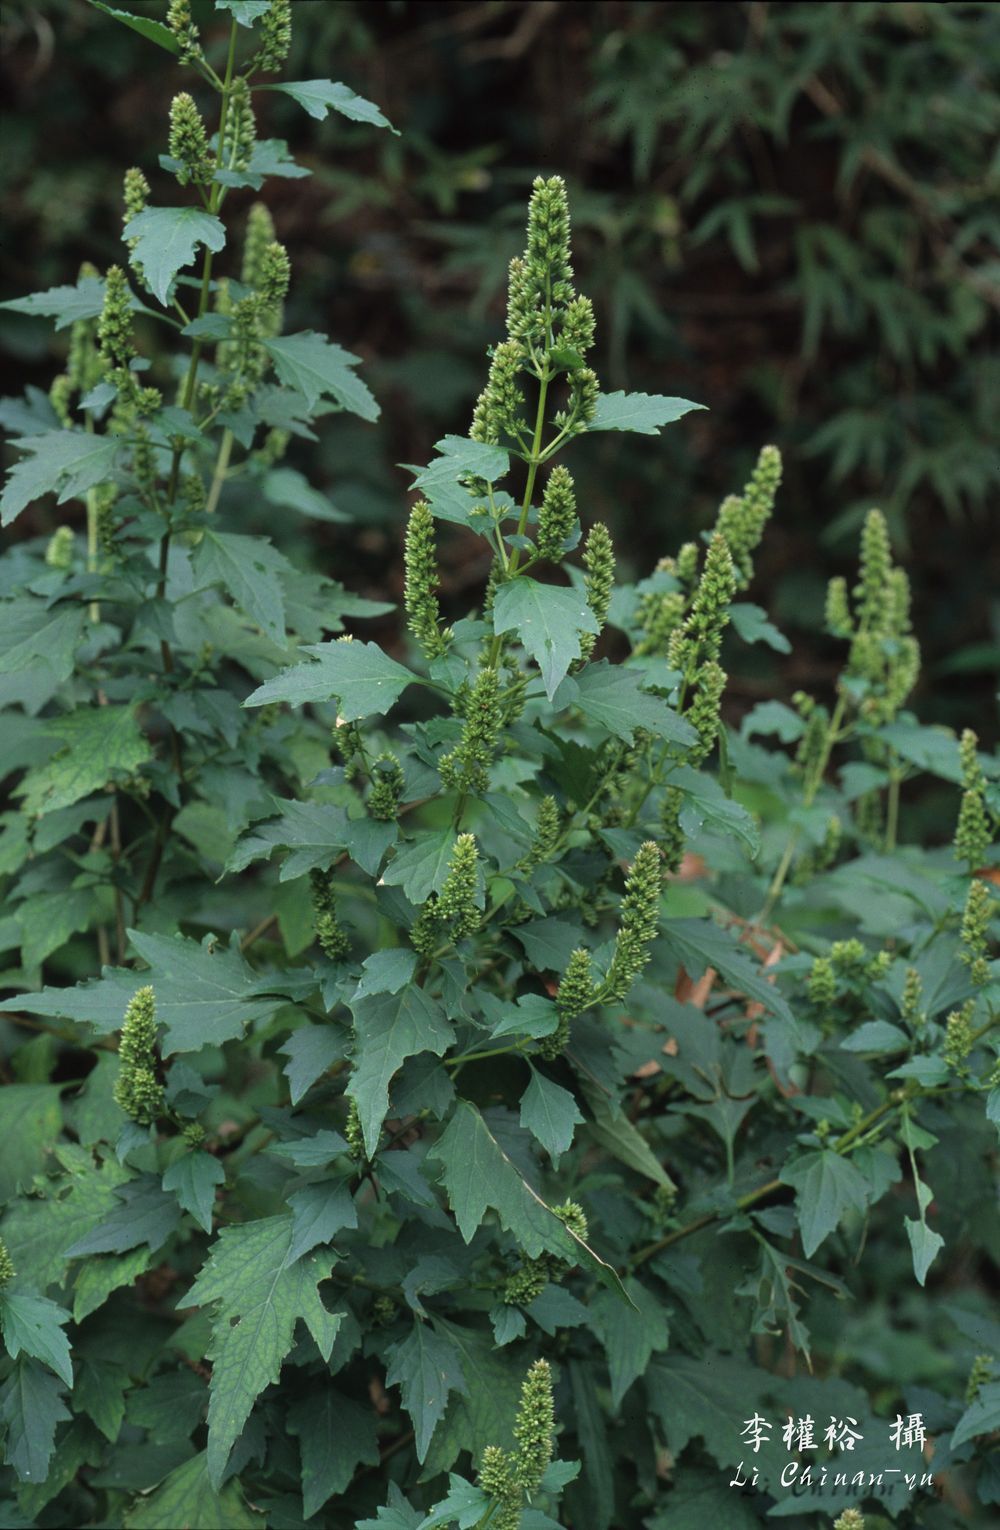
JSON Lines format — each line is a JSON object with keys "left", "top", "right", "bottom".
{"left": 264, "top": 332, "right": 379, "bottom": 419}
{"left": 228, "top": 798, "right": 395, "bottom": 880}
{"left": 385, "top": 1322, "right": 467, "bottom": 1462}
{"left": 1, "top": 431, "right": 119, "bottom": 527}
{"left": 124, "top": 206, "right": 226, "bottom": 306}
{"left": 74, "top": 1357, "right": 129, "bottom": 1443}
{"left": 840, "top": 1020, "right": 910, "bottom": 1053}
{"left": 380, "top": 830, "right": 458, "bottom": 905}
{"left": 0, "top": 598, "right": 86, "bottom": 681}
{"left": 418, "top": 1475, "right": 490, "bottom": 1529}
{"left": 64, "top": 1177, "right": 182, "bottom": 1257}
{"left": 0, "top": 1358, "right": 69, "bottom": 1484}
{"left": 279, "top": 1026, "right": 344, "bottom": 1106}
{"left": 591, "top": 1278, "right": 669, "bottom": 1408}
{"left": 353, "top": 949, "right": 419, "bottom": 1000}
{"left": 950, "top": 1381, "right": 1000, "bottom": 1449}
{"left": 421, "top": 1319, "right": 524, "bottom": 1479}
{"left": 0, "top": 1291, "right": 73, "bottom": 1386}
{"left": 87, "top": 1, "right": 181, "bottom": 54}
{"left": 162, "top": 1151, "right": 225, "bottom": 1234}
{"left": 569, "top": 1359, "right": 615, "bottom": 1530}
{"left": 646, "top": 1354, "right": 767, "bottom": 1467}
{"left": 287, "top": 1388, "right": 379, "bottom": 1515}
{"left": 192, "top": 532, "right": 293, "bottom": 644}
{"left": 187, "top": 1215, "right": 342, "bottom": 1486}
{"left": 0, "top": 1152, "right": 131, "bottom": 1291}
{"left": 410, "top": 436, "right": 510, "bottom": 494}
{"left": 661, "top": 918, "right": 793, "bottom": 1022}
{"left": 729, "top": 601, "right": 790, "bottom": 654}
{"left": 0, "top": 1084, "right": 62, "bottom": 1201}
{"left": 122, "top": 1450, "right": 263, "bottom": 1529}
{"left": 671, "top": 766, "right": 760, "bottom": 858}
{"left": 263, "top": 465, "right": 348, "bottom": 522}
{"left": 127, "top": 929, "right": 285, "bottom": 1054}
{"left": 215, "top": 0, "right": 271, "bottom": 24}
{"left": 564, "top": 662, "right": 697, "bottom": 747}
{"left": 588, "top": 391, "right": 705, "bottom": 435}
{"left": 74, "top": 1250, "right": 152, "bottom": 1324}
{"left": 244, "top": 639, "right": 416, "bottom": 719}
{"left": 267, "top": 80, "right": 396, "bottom": 132}
{"left": 348, "top": 989, "right": 454, "bottom": 1157}
{"left": 581, "top": 1082, "right": 676, "bottom": 1189}
{"left": 287, "top": 1178, "right": 358, "bottom": 1264}
{"left": 519, "top": 1068, "right": 583, "bottom": 1162}
{"left": 492, "top": 578, "right": 598, "bottom": 700}
{"left": 0, "top": 275, "right": 108, "bottom": 331}
{"left": 428, "top": 1102, "right": 626, "bottom": 1296}
{"left": 904, "top": 1216, "right": 945, "bottom": 1286}
{"left": 779, "top": 1150, "right": 871, "bottom": 1256}
{"left": 16, "top": 706, "right": 151, "bottom": 818}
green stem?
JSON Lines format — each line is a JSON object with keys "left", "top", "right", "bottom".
{"left": 205, "top": 428, "right": 234, "bottom": 515}
{"left": 759, "top": 691, "right": 848, "bottom": 923}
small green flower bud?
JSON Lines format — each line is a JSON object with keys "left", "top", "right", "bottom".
{"left": 48, "top": 373, "right": 73, "bottom": 427}
{"left": 123, "top": 166, "right": 149, "bottom": 227}
{"left": 224, "top": 77, "right": 257, "bottom": 173}
{"left": 686, "top": 660, "right": 726, "bottom": 764}
{"left": 411, "top": 834, "right": 482, "bottom": 955}
{"left": 502, "top": 1259, "right": 548, "bottom": 1306}
{"left": 559, "top": 293, "right": 595, "bottom": 355}
{"left": 556, "top": 947, "right": 595, "bottom": 1020}
{"left": 404, "top": 500, "right": 451, "bottom": 660}
{"left": 258, "top": 240, "right": 290, "bottom": 310}
{"left": 242, "top": 203, "right": 277, "bottom": 287}
{"left": 668, "top": 533, "right": 736, "bottom": 675}
{"left": 825, "top": 575, "right": 853, "bottom": 637}
{"left": 368, "top": 754, "right": 405, "bottom": 821}
{"left": 0, "top": 1239, "right": 15, "bottom": 1287}
{"left": 659, "top": 785, "right": 686, "bottom": 873}
{"left": 257, "top": 0, "right": 292, "bottom": 72}
{"left": 578, "top": 521, "right": 614, "bottom": 663}
{"left": 965, "top": 1353, "right": 994, "bottom": 1404}
{"left": 553, "top": 1199, "right": 588, "bottom": 1242}
{"left": 900, "top": 966, "right": 923, "bottom": 1026}
{"left": 518, "top": 795, "right": 560, "bottom": 872}
{"left": 713, "top": 445, "right": 781, "bottom": 588}
{"left": 830, "top": 939, "right": 866, "bottom": 971}
{"left": 942, "top": 1000, "right": 975, "bottom": 1074}
{"left": 536, "top": 464, "right": 577, "bottom": 561}
{"left": 169, "top": 92, "right": 215, "bottom": 186}
{"left": 855, "top": 508, "right": 892, "bottom": 631}
{"left": 960, "top": 879, "right": 992, "bottom": 984}
{"left": 114, "top": 986, "right": 164, "bottom": 1125}
{"left": 808, "top": 956, "right": 835, "bottom": 1007}
{"left": 183, "top": 1122, "right": 206, "bottom": 1148}
{"left": 344, "top": 1098, "right": 366, "bottom": 1161}
{"left": 512, "top": 1358, "right": 555, "bottom": 1493}
{"left": 833, "top": 1510, "right": 865, "bottom": 1530}
{"left": 526, "top": 176, "right": 573, "bottom": 295}
{"left": 44, "top": 525, "right": 74, "bottom": 569}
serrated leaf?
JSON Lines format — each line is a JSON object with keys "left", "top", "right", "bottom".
{"left": 87, "top": 0, "right": 180, "bottom": 53}
{"left": 127, "top": 929, "right": 285, "bottom": 1054}
{"left": 950, "top": 1381, "right": 1000, "bottom": 1449}
{"left": 263, "top": 465, "right": 348, "bottom": 522}
{"left": 267, "top": 79, "right": 396, "bottom": 132}
{"left": 904, "top": 1216, "right": 945, "bottom": 1286}
{"left": 187, "top": 1215, "right": 342, "bottom": 1486}
{"left": 380, "top": 829, "right": 458, "bottom": 905}
{"left": 124, "top": 206, "right": 226, "bottom": 306}
{"left": 591, "top": 1278, "right": 669, "bottom": 1408}
{"left": 123, "top": 1450, "right": 262, "bottom": 1529}
{"left": 1, "top": 431, "right": 119, "bottom": 526}
{"left": 729, "top": 601, "right": 790, "bottom": 654}
{"left": 0, "top": 1084, "right": 62, "bottom": 1201}
{"left": 779, "top": 1150, "right": 871, "bottom": 1257}
{"left": 16, "top": 706, "right": 151, "bottom": 818}
{"left": 519, "top": 1068, "right": 583, "bottom": 1162}
{"left": 287, "top": 1179, "right": 358, "bottom": 1264}
{"left": 353, "top": 949, "right": 419, "bottom": 1000}
{"left": 228, "top": 798, "right": 395, "bottom": 879}
{"left": 588, "top": 391, "right": 705, "bottom": 435}
{"left": 0, "top": 1359, "right": 69, "bottom": 1484}
{"left": 565, "top": 661, "right": 696, "bottom": 747}
{"left": 661, "top": 918, "right": 793, "bottom": 1022}
{"left": 279, "top": 1026, "right": 344, "bottom": 1106}
{"left": 64, "top": 1177, "right": 182, "bottom": 1257}
{"left": 74, "top": 1357, "right": 128, "bottom": 1443}
{"left": 192, "top": 531, "right": 292, "bottom": 644}
{"left": 215, "top": 0, "right": 270, "bottom": 24}
{"left": 410, "top": 436, "right": 510, "bottom": 495}
{"left": 0, "top": 275, "right": 109, "bottom": 331}
{"left": 0, "top": 1291, "right": 73, "bottom": 1386}
{"left": 671, "top": 765, "right": 760, "bottom": 858}
{"left": 244, "top": 639, "right": 416, "bottom": 718}
{"left": 385, "top": 1323, "right": 467, "bottom": 1463}
{"left": 162, "top": 1151, "right": 225, "bottom": 1234}
{"left": 428, "top": 1103, "right": 626, "bottom": 1296}
{"left": 0, "top": 598, "right": 86, "bottom": 681}
{"left": 264, "top": 332, "right": 379, "bottom": 419}
{"left": 646, "top": 1353, "right": 768, "bottom": 1467}
{"left": 288, "top": 1387, "right": 379, "bottom": 1515}
{"left": 492, "top": 579, "right": 598, "bottom": 700}
{"left": 348, "top": 989, "right": 454, "bottom": 1156}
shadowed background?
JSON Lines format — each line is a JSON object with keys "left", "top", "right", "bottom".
{"left": 2, "top": 0, "right": 997, "bottom": 754}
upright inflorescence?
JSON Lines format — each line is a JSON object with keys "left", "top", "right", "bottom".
{"left": 578, "top": 522, "right": 615, "bottom": 663}
{"left": 604, "top": 841, "right": 663, "bottom": 999}
{"left": 257, "top": 0, "right": 292, "bottom": 72}
{"left": 827, "top": 509, "right": 920, "bottom": 725}
{"left": 0, "top": 1238, "right": 15, "bottom": 1288}
{"left": 477, "top": 1360, "right": 556, "bottom": 1528}
{"left": 404, "top": 500, "right": 451, "bottom": 660}
{"left": 167, "top": 0, "right": 201, "bottom": 63}
{"left": 311, "top": 868, "right": 350, "bottom": 962}
{"left": 439, "top": 665, "right": 503, "bottom": 793}
{"left": 954, "top": 729, "right": 993, "bottom": 871}
{"left": 368, "top": 754, "right": 405, "bottom": 821}
{"left": 536, "top": 465, "right": 577, "bottom": 561}
{"left": 169, "top": 92, "right": 215, "bottom": 186}
{"left": 713, "top": 443, "right": 782, "bottom": 588}
{"left": 114, "top": 986, "right": 164, "bottom": 1125}
{"left": 411, "top": 834, "right": 482, "bottom": 956}
{"left": 668, "top": 533, "right": 736, "bottom": 677}
{"left": 960, "top": 879, "right": 992, "bottom": 987}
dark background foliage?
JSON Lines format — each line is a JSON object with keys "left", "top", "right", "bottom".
{"left": 2, "top": 0, "right": 998, "bottom": 735}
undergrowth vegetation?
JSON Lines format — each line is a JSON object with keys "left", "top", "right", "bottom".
{"left": 0, "top": 5, "right": 997, "bottom": 1529}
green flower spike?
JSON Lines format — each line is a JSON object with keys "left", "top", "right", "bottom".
{"left": 242, "top": 203, "right": 277, "bottom": 288}
{"left": 168, "top": 93, "right": 215, "bottom": 186}
{"left": 900, "top": 966, "right": 923, "bottom": 1026}
{"left": 167, "top": 0, "right": 201, "bottom": 62}
{"left": 833, "top": 1510, "right": 865, "bottom": 1530}
{"left": 310, "top": 868, "right": 350, "bottom": 962}
{"left": 965, "top": 1353, "right": 994, "bottom": 1404}
{"left": 714, "top": 443, "right": 781, "bottom": 588}
{"left": 512, "top": 1358, "right": 555, "bottom": 1493}
{"left": 404, "top": 500, "right": 451, "bottom": 660}
{"left": 808, "top": 956, "right": 836, "bottom": 1007}
{"left": 578, "top": 521, "right": 614, "bottom": 662}
{"left": 114, "top": 985, "right": 164, "bottom": 1125}
{"left": 470, "top": 338, "right": 525, "bottom": 446}
{"left": 368, "top": 753, "right": 405, "bottom": 822}
{"left": 45, "top": 526, "right": 74, "bottom": 569}
{"left": 0, "top": 1238, "right": 15, "bottom": 1288}
{"left": 518, "top": 795, "right": 560, "bottom": 872}
{"left": 478, "top": 1445, "right": 522, "bottom": 1530}
{"left": 48, "top": 374, "right": 73, "bottom": 427}
{"left": 660, "top": 784, "right": 686, "bottom": 873}
{"left": 97, "top": 265, "right": 135, "bottom": 371}
{"left": 825, "top": 575, "right": 853, "bottom": 637}
{"left": 439, "top": 665, "right": 503, "bottom": 793}
{"left": 411, "top": 834, "right": 481, "bottom": 955}
{"left": 225, "top": 77, "right": 256, "bottom": 173}
{"left": 960, "top": 878, "right": 992, "bottom": 986}
{"left": 604, "top": 841, "right": 663, "bottom": 999}
{"left": 536, "top": 465, "right": 577, "bottom": 561}
{"left": 686, "top": 659, "right": 726, "bottom": 764}
{"left": 257, "top": 0, "right": 292, "bottom": 72}
{"left": 954, "top": 729, "right": 992, "bottom": 871}
{"left": 668, "top": 532, "right": 736, "bottom": 676}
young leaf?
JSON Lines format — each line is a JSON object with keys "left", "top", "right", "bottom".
{"left": 87, "top": 1, "right": 180, "bottom": 54}
{"left": 779, "top": 1150, "right": 871, "bottom": 1257}
{"left": 0, "top": 1291, "right": 73, "bottom": 1387}
{"left": 123, "top": 206, "right": 226, "bottom": 306}
{"left": 904, "top": 1217, "right": 945, "bottom": 1286}
{"left": 492, "top": 578, "right": 598, "bottom": 700}
{"left": 266, "top": 80, "right": 397, "bottom": 133}
{"left": 519, "top": 1068, "right": 584, "bottom": 1162}
{"left": 588, "top": 391, "right": 705, "bottom": 435}
{"left": 187, "top": 1216, "right": 342, "bottom": 1487}
{"left": 264, "top": 333, "right": 379, "bottom": 419}
{"left": 348, "top": 989, "right": 454, "bottom": 1156}
{"left": 162, "top": 1151, "right": 225, "bottom": 1234}
{"left": 244, "top": 640, "right": 417, "bottom": 719}
{"left": 192, "top": 531, "right": 293, "bottom": 645}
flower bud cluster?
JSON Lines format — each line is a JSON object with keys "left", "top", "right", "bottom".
{"left": 404, "top": 500, "right": 451, "bottom": 660}
{"left": 114, "top": 985, "right": 164, "bottom": 1125}
{"left": 411, "top": 834, "right": 481, "bottom": 956}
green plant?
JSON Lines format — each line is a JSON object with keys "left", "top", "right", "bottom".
{"left": 1, "top": 4, "right": 999, "bottom": 1528}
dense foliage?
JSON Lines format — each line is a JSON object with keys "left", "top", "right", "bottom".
{"left": 0, "top": 5, "right": 998, "bottom": 1529}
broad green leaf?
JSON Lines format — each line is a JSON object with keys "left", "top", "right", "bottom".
{"left": 410, "top": 436, "right": 510, "bottom": 494}
{"left": 950, "top": 1380, "right": 1000, "bottom": 1449}
{"left": 661, "top": 918, "right": 793, "bottom": 1022}
{"left": 0, "top": 1291, "right": 73, "bottom": 1386}
{"left": 263, "top": 465, "right": 348, "bottom": 522}
{"left": 380, "top": 829, "right": 458, "bottom": 905}
{"left": 417, "top": 1475, "right": 490, "bottom": 1529}
{"left": 0, "top": 1152, "right": 130, "bottom": 1292}
{"left": 64, "top": 1177, "right": 182, "bottom": 1257}
{"left": 646, "top": 1354, "right": 768, "bottom": 1467}
{"left": 729, "top": 601, "right": 790, "bottom": 654}
{"left": 287, "top": 1388, "right": 379, "bottom": 1515}
{"left": 192, "top": 531, "right": 293, "bottom": 644}
{"left": 244, "top": 639, "right": 416, "bottom": 719}
{"left": 0, "top": 598, "right": 86, "bottom": 681}
{"left": 353, "top": 949, "right": 419, "bottom": 1000}
{"left": 264, "top": 332, "right": 379, "bottom": 419}
{"left": 162, "top": 1151, "right": 225, "bottom": 1234}
{"left": 0, "top": 1358, "right": 69, "bottom": 1484}
{"left": 215, "top": 0, "right": 271, "bottom": 24}
{"left": 582, "top": 1082, "right": 676, "bottom": 1188}
{"left": 779, "top": 1150, "right": 871, "bottom": 1256}
{"left": 1, "top": 431, "right": 119, "bottom": 526}
{"left": 0, "top": 275, "right": 108, "bottom": 331}
{"left": 0, "top": 967, "right": 139, "bottom": 1033}
{"left": 385, "top": 1322, "right": 467, "bottom": 1462}
{"left": 0, "top": 1084, "right": 61, "bottom": 1201}
{"left": 124, "top": 206, "right": 226, "bottom": 306}
{"left": 267, "top": 80, "right": 397, "bottom": 132}
{"left": 569, "top": 1360, "right": 615, "bottom": 1530}
{"left": 16, "top": 706, "right": 151, "bottom": 817}
{"left": 287, "top": 1178, "right": 358, "bottom": 1263}
{"left": 671, "top": 765, "right": 760, "bottom": 858}
{"left": 73, "top": 1249, "right": 152, "bottom": 1325}
{"left": 588, "top": 391, "right": 705, "bottom": 435}
{"left": 564, "top": 661, "right": 696, "bottom": 747}
{"left": 348, "top": 989, "right": 454, "bottom": 1156}
{"left": 421, "top": 1319, "right": 523, "bottom": 1478}
{"left": 428, "top": 1103, "right": 626, "bottom": 1296}
{"left": 127, "top": 929, "right": 286, "bottom": 1053}
{"left": 904, "top": 1217, "right": 945, "bottom": 1286}
{"left": 122, "top": 1450, "right": 262, "bottom": 1529}
{"left": 519, "top": 1068, "right": 583, "bottom": 1162}
{"left": 73, "top": 1357, "right": 129, "bottom": 1443}
{"left": 187, "top": 1215, "right": 342, "bottom": 1485}
{"left": 840, "top": 1020, "right": 910, "bottom": 1053}
{"left": 87, "top": 1, "right": 180, "bottom": 54}
{"left": 591, "top": 1278, "right": 669, "bottom": 1408}
{"left": 279, "top": 1026, "right": 344, "bottom": 1106}
{"left": 492, "top": 579, "right": 598, "bottom": 700}
{"left": 228, "top": 798, "right": 395, "bottom": 879}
